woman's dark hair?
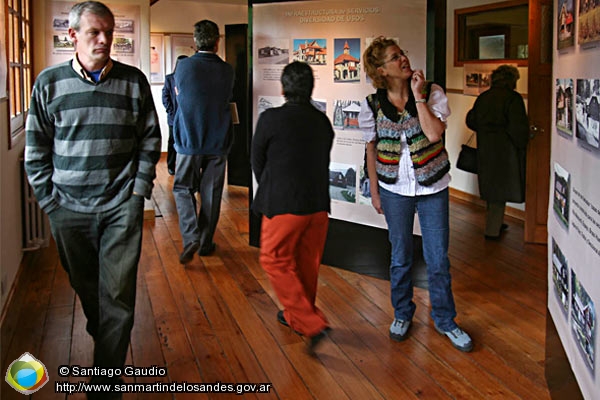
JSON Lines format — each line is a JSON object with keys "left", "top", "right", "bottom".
{"left": 281, "top": 61, "right": 314, "bottom": 102}
{"left": 491, "top": 65, "right": 520, "bottom": 90}
{"left": 193, "top": 20, "right": 219, "bottom": 51}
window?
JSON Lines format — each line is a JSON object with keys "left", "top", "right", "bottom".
{"left": 455, "top": 0, "right": 528, "bottom": 66}
{"left": 7, "top": 0, "right": 32, "bottom": 148}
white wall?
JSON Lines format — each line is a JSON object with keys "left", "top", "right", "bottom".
{"left": 446, "top": 0, "right": 527, "bottom": 212}
{"left": 150, "top": 1, "right": 248, "bottom": 152}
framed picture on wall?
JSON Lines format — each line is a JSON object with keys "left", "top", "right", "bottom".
{"left": 170, "top": 34, "right": 196, "bottom": 71}
{"left": 463, "top": 63, "right": 495, "bottom": 96}
{"left": 150, "top": 33, "right": 164, "bottom": 84}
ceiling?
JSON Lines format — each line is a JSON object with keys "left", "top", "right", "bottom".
{"left": 151, "top": 0, "right": 247, "bottom": 5}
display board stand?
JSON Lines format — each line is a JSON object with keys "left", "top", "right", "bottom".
{"left": 249, "top": 212, "right": 428, "bottom": 286}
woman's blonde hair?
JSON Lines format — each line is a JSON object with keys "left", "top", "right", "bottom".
{"left": 363, "top": 36, "right": 399, "bottom": 89}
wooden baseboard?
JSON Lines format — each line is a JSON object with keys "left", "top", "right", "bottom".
{"left": 449, "top": 187, "right": 525, "bottom": 221}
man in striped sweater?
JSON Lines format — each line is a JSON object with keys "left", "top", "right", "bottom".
{"left": 24, "top": 2, "right": 160, "bottom": 394}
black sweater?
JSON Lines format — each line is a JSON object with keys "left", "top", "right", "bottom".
{"left": 251, "top": 101, "right": 334, "bottom": 217}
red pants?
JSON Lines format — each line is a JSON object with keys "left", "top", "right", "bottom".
{"left": 260, "top": 212, "right": 329, "bottom": 336}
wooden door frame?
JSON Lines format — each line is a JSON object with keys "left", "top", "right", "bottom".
{"left": 525, "top": 0, "right": 553, "bottom": 243}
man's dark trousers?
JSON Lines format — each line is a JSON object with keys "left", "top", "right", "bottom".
{"left": 48, "top": 194, "right": 144, "bottom": 369}
{"left": 173, "top": 153, "right": 227, "bottom": 253}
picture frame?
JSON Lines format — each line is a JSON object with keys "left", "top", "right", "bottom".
{"left": 150, "top": 33, "right": 165, "bottom": 84}
{"left": 463, "top": 63, "right": 495, "bottom": 96}
{"left": 170, "top": 34, "right": 196, "bottom": 70}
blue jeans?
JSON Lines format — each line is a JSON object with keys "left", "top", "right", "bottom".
{"left": 379, "top": 187, "right": 457, "bottom": 331}
{"left": 48, "top": 194, "right": 144, "bottom": 370}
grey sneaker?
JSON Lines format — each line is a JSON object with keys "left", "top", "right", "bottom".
{"left": 435, "top": 325, "right": 473, "bottom": 352}
{"left": 389, "top": 319, "right": 411, "bottom": 341}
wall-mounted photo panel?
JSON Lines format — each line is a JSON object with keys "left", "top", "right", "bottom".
{"left": 553, "top": 162, "right": 571, "bottom": 229}
{"left": 556, "top": 78, "right": 574, "bottom": 136}
{"left": 558, "top": 0, "right": 575, "bottom": 49}
{"left": 46, "top": 2, "right": 141, "bottom": 68}
{"left": 571, "top": 269, "right": 596, "bottom": 374}
{"left": 552, "top": 238, "right": 570, "bottom": 317}
{"left": 329, "top": 162, "right": 357, "bottom": 204}
{"left": 551, "top": 0, "right": 600, "bottom": 396}
{"left": 576, "top": 79, "right": 600, "bottom": 150}
{"left": 578, "top": 0, "right": 600, "bottom": 45}
{"left": 333, "top": 38, "right": 361, "bottom": 83}
{"left": 171, "top": 34, "right": 197, "bottom": 66}
{"left": 254, "top": 0, "right": 426, "bottom": 230}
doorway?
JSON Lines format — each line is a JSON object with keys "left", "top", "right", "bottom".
{"left": 225, "top": 24, "right": 250, "bottom": 187}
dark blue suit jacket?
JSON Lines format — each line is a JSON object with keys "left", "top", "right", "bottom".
{"left": 162, "top": 73, "right": 177, "bottom": 126}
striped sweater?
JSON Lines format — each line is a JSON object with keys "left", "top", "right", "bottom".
{"left": 25, "top": 59, "right": 161, "bottom": 214}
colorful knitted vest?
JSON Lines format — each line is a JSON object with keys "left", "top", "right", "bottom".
{"left": 366, "top": 85, "right": 450, "bottom": 186}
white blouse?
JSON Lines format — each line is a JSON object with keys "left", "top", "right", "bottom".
{"left": 359, "top": 84, "right": 452, "bottom": 197}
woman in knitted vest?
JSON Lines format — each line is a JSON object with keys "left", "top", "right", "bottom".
{"left": 359, "top": 37, "right": 472, "bottom": 352}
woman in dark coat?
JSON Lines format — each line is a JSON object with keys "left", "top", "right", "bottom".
{"left": 466, "top": 65, "right": 529, "bottom": 239}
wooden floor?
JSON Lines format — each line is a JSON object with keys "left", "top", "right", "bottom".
{"left": 1, "top": 156, "right": 551, "bottom": 399}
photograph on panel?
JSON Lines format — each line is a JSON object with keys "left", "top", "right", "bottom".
{"left": 576, "top": 79, "right": 600, "bottom": 149}
{"left": 257, "top": 95, "right": 285, "bottom": 117}
{"left": 333, "top": 99, "right": 362, "bottom": 130}
{"left": 358, "top": 164, "right": 372, "bottom": 206}
{"left": 571, "top": 269, "right": 596, "bottom": 373}
{"left": 292, "top": 39, "right": 327, "bottom": 65}
{"left": 333, "top": 38, "right": 361, "bottom": 83}
{"left": 558, "top": 0, "right": 575, "bottom": 49}
{"left": 115, "top": 19, "right": 134, "bottom": 33}
{"left": 578, "top": 0, "right": 600, "bottom": 45}
{"left": 556, "top": 78, "right": 574, "bottom": 136}
{"left": 552, "top": 237, "right": 570, "bottom": 317}
{"left": 311, "top": 98, "right": 327, "bottom": 114}
{"left": 257, "top": 38, "right": 290, "bottom": 65}
{"left": 329, "top": 162, "right": 357, "bottom": 204}
{"left": 553, "top": 162, "right": 571, "bottom": 229}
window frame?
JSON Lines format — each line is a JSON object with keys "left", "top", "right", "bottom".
{"left": 454, "top": 0, "right": 529, "bottom": 67}
{"left": 7, "top": 0, "right": 32, "bottom": 149}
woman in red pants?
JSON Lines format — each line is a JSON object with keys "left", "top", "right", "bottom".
{"left": 251, "top": 61, "right": 334, "bottom": 352}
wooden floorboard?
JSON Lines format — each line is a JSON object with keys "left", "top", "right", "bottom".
{"left": 1, "top": 155, "right": 551, "bottom": 399}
